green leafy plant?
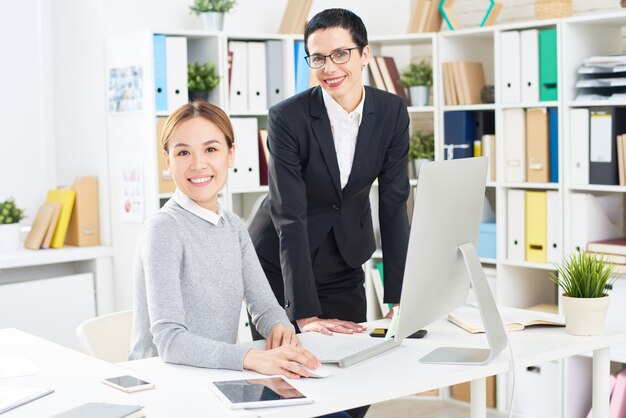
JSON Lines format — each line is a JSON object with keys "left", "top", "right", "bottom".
{"left": 409, "top": 130, "right": 434, "bottom": 160}
{"left": 189, "top": 0, "right": 236, "bottom": 14}
{"left": 550, "top": 251, "right": 615, "bottom": 298}
{"left": 187, "top": 62, "right": 220, "bottom": 92}
{"left": 0, "top": 197, "right": 25, "bottom": 224}
{"left": 401, "top": 60, "right": 433, "bottom": 87}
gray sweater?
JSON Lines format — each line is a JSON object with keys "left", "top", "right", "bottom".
{"left": 128, "top": 200, "right": 292, "bottom": 370}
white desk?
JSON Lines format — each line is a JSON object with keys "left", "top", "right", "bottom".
{"left": 2, "top": 313, "right": 626, "bottom": 418}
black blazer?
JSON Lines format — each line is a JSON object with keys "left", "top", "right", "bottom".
{"left": 248, "top": 86, "right": 410, "bottom": 320}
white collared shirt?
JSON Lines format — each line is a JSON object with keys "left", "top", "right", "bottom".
{"left": 173, "top": 188, "right": 221, "bottom": 225}
{"left": 322, "top": 87, "right": 365, "bottom": 189}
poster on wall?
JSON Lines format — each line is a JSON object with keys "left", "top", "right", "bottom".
{"left": 120, "top": 155, "right": 144, "bottom": 223}
{"left": 108, "top": 66, "right": 143, "bottom": 112}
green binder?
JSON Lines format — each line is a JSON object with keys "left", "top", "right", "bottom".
{"left": 539, "top": 28, "right": 558, "bottom": 101}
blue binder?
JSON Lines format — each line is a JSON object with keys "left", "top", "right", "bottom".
{"left": 294, "top": 41, "right": 310, "bottom": 94}
{"left": 548, "top": 107, "right": 559, "bottom": 183}
{"left": 153, "top": 34, "right": 168, "bottom": 111}
{"left": 444, "top": 111, "right": 475, "bottom": 159}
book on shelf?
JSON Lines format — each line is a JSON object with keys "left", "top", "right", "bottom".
{"left": 442, "top": 61, "right": 485, "bottom": 105}
{"left": 42, "top": 202, "right": 62, "bottom": 249}
{"left": 24, "top": 201, "right": 61, "bottom": 250}
{"left": 278, "top": 0, "right": 312, "bottom": 34}
{"left": 51, "top": 402, "right": 144, "bottom": 418}
{"left": 587, "top": 252, "right": 626, "bottom": 265}
{"left": 587, "top": 237, "right": 626, "bottom": 256}
{"left": 0, "top": 386, "right": 54, "bottom": 414}
{"left": 448, "top": 305, "right": 565, "bottom": 334}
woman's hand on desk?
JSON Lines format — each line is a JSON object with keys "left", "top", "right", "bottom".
{"left": 243, "top": 346, "right": 320, "bottom": 379}
{"left": 265, "top": 323, "right": 300, "bottom": 350}
{"left": 296, "top": 317, "right": 367, "bottom": 335}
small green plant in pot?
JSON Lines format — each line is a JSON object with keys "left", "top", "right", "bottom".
{"left": 0, "top": 197, "right": 25, "bottom": 251}
{"left": 409, "top": 130, "right": 434, "bottom": 178}
{"left": 189, "top": 0, "right": 236, "bottom": 31}
{"left": 549, "top": 251, "right": 615, "bottom": 336}
{"left": 188, "top": 62, "right": 220, "bottom": 101}
{"left": 401, "top": 60, "right": 433, "bottom": 107}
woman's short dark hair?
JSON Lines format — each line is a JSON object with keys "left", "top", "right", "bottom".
{"left": 304, "top": 8, "right": 368, "bottom": 55}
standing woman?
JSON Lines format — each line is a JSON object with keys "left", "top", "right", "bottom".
{"left": 129, "top": 101, "right": 319, "bottom": 378}
{"left": 249, "top": 8, "right": 410, "bottom": 338}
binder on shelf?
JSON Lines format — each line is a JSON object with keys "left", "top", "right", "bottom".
{"left": 546, "top": 190, "right": 560, "bottom": 263}
{"left": 258, "top": 130, "right": 268, "bottom": 186}
{"left": 164, "top": 36, "right": 189, "bottom": 112}
{"left": 539, "top": 28, "right": 557, "bottom": 101}
{"left": 45, "top": 189, "right": 76, "bottom": 249}
{"left": 570, "top": 193, "right": 623, "bottom": 254}
{"left": 589, "top": 107, "right": 626, "bottom": 185}
{"left": 507, "top": 189, "right": 526, "bottom": 261}
{"left": 503, "top": 108, "right": 526, "bottom": 182}
{"left": 228, "top": 41, "right": 249, "bottom": 113}
{"left": 474, "top": 111, "right": 495, "bottom": 143}
{"left": 65, "top": 177, "right": 99, "bottom": 247}
{"left": 294, "top": 41, "right": 310, "bottom": 94}
{"left": 520, "top": 29, "right": 539, "bottom": 103}
{"left": 266, "top": 40, "right": 285, "bottom": 108}
{"left": 481, "top": 134, "right": 496, "bottom": 181}
{"left": 153, "top": 34, "right": 168, "bottom": 112}
{"left": 229, "top": 118, "right": 260, "bottom": 191}
{"left": 570, "top": 108, "right": 590, "bottom": 185}
{"left": 460, "top": 62, "right": 486, "bottom": 105}
{"left": 548, "top": 107, "right": 559, "bottom": 183}
{"left": 247, "top": 42, "right": 267, "bottom": 112}
{"left": 500, "top": 31, "right": 521, "bottom": 104}
{"left": 526, "top": 107, "right": 549, "bottom": 183}
{"left": 155, "top": 117, "right": 175, "bottom": 194}
{"left": 619, "top": 135, "right": 625, "bottom": 185}
{"left": 443, "top": 111, "right": 475, "bottom": 159}
{"left": 526, "top": 191, "right": 547, "bottom": 263}
{"left": 24, "top": 202, "right": 61, "bottom": 250}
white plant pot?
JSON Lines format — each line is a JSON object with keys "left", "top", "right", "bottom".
{"left": 412, "top": 158, "right": 430, "bottom": 178}
{"left": 562, "top": 295, "right": 609, "bottom": 336}
{"left": 409, "top": 86, "right": 430, "bottom": 106}
{"left": 200, "top": 12, "right": 225, "bottom": 31}
{"left": 0, "top": 223, "right": 21, "bottom": 251}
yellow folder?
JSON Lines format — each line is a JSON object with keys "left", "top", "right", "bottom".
{"left": 46, "top": 189, "right": 77, "bottom": 249}
{"left": 525, "top": 191, "right": 547, "bottom": 263}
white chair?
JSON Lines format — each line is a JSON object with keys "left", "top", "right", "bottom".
{"left": 76, "top": 310, "right": 133, "bottom": 363}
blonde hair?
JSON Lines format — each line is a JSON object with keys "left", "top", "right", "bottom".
{"left": 161, "top": 101, "right": 234, "bottom": 152}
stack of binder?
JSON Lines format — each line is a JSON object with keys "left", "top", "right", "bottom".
{"left": 153, "top": 35, "right": 189, "bottom": 113}
{"left": 575, "top": 55, "right": 626, "bottom": 102}
{"left": 499, "top": 28, "right": 557, "bottom": 103}
{"left": 443, "top": 111, "right": 494, "bottom": 160}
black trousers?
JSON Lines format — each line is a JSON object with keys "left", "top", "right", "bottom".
{"left": 249, "top": 231, "right": 369, "bottom": 418}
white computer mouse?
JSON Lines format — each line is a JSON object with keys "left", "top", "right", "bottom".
{"left": 298, "top": 364, "right": 332, "bottom": 378}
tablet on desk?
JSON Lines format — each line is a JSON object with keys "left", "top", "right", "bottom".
{"left": 209, "top": 376, "right": 313, "bottom": 409}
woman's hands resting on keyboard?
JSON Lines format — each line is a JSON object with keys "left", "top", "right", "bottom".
{"left": 296, "top": 317, "right": 367, "bottom": 335}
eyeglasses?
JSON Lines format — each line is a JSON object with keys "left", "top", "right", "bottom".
{"left": 304, "top": 47, "right": 360, "bottom": 69}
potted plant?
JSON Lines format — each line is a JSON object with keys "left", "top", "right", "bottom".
{"left": 0, "top": 197, "right": 25, "bottom": 251}
{"left": 401, "top": 60, "right": 433, "bottom": 107}
{"left": 188, "top": 62, "right": 220, "bottom": 101}
{"left": 409, "top": 130, "right": 434, "bottom": 177}
{"left": 550, "top": 251, "right": 615, "bottom": 336}
{"left": 189, "top": 0, "right": 236, "bottom": 31}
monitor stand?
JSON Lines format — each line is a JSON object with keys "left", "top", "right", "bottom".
{"left": 419, "top": 242, "right": 509, "bottom": 365}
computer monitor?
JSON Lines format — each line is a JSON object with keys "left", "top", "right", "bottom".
{"left": 394, "top": 157, "right": 508, "bottom": 365}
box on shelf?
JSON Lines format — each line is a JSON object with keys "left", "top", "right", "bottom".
{"left": 477, "top": 221, "right": 496, "bottom": 259}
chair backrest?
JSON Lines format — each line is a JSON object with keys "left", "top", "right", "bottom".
{"left": 76, "top": 310, "right": 133, "bottom": 363}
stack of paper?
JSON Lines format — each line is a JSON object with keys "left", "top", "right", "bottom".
{"left": 576, "top": 55, "right": 626, "bottom": 101}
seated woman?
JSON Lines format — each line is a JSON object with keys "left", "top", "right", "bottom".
{"left": 129, "top": 100, "right": 319, "bottom": 378}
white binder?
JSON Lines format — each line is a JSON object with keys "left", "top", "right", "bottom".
{"left": 520, "top": 29, "right": 539, "bottom": 103}
{"left": 165, "top": 36, "right": 189, "bottom": 112}
{"left": 570, "top": 193, "right": 623, "bottom": 254}
{"left": 229, "top": 118, "right": 260, "bottom": 192}
{"left": 265, "top": 40, "right": 285, "bottom": 108}
{"left": 570, "top": 108, "right": 590, "bottom": 185}
{"left": 247, "top": 42, "right": 268, "bottom": 112}
{"left": 504, "top": 108, "right": 526, "bottom": 182}
{"left": 228, "top": 41, "right": 249, "bottom": 113}
{"left": 507, "top": 189, "right": 526, "bottom": 261}
{"left": 500, "top": 31, "right": 521, "bottom": 104}
{"left": 546, "top": 190, "right": 560, "bottom": 263}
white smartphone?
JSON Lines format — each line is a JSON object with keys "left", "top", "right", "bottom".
{"left": 102, "top": 375, "right": 155, "bottom": 393}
